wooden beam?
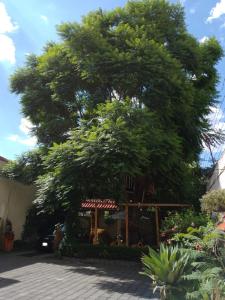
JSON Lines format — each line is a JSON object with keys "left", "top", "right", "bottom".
{"left": 120, "top": 203, "right": 191, "bottom": 208}
{"left": 155, "top": 207, "right": 160, "bottom": 247}
{"left": 94, "top": 206, "right": 98, "bottom": 245}
{"left": 125, "top": 204, "right": 129, "bottom": 247}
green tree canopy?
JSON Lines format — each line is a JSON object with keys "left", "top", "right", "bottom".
{"left": 34, "top": 100, "right": 187, "bottom": 213}
{"left": 0, "top": 148, "right": 45, "bottom": 184}
{"left": 11, "top": 0, "right": 223, "bottom": 158}
{"left": 3, "top": 0, "right": 223, "bottom": 213}
{"left": 201, "top": 189, "right": 225, "bottom": 213}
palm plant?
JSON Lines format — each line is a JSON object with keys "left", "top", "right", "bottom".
{"left": 201, "top": 129, "right": 225, "bottom": 164}
{"left": 141, "top": 244, "right": 191, "bottom": 300}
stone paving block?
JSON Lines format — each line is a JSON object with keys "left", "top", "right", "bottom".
{"left": 0, "top": 252, "right": 158, "bottom": 300}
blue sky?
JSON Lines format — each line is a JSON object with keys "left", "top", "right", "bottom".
{"left": 1, "top": 0, "right": 225, "bottom": 162}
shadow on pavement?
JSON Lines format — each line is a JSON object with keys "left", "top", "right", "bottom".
{"left": 63, "top": 259, "right": 157, "bottom": 299}
{"left": 96, "top": 280, "right": 155, "bottom": 299}
{"left": 0, "top": 277, "right": 19, "bottom": 288}
{"left": 0, "top": 251, "right": 50, "bottom": 273}
{"left": 0, "top": 252, "right": 158, "bottom": 299}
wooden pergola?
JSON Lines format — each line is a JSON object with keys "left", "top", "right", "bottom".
{"left": 81, "top": 199, "right": 119, "bottom": 244}
{"left": 120, "top": 203, "right": 191, "bottom": 247}
{"left": 81, "top": 199, "right": 191, "bottom": 247}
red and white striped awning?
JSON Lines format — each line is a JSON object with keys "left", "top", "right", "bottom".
{"left": 81, "top": 199, "right": 118, "bottom": 210}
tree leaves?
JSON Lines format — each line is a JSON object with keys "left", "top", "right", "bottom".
{"left": 4, "top": 0, "right": 224, "bottom": 212}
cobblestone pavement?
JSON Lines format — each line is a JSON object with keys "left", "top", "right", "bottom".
{"left": 0, "top": 252, "right": 158, "bottom": 300}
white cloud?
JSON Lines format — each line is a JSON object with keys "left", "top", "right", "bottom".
{"left": 208, "top": 106, "right": 225, "bottom": 128}
{"left": 7, "top": 118, "right": 37, "bottom": 147}
{"left": 0, "top": 34, "right": 15, "bottom": 64}
{"left": 207, "top": 0, "right": 225, "bottom": 22}
{"left": 7, "top": 135, "right": 37, "bottom": 146}
{"left": 0, "top": 2, "right": 17, "bottom": 64}
{"left": 0, "top": 2, "right": 18, "bottom": 33}
{"left": 19, "top": 118, "right": 34, "bottom": 135}
{"left": 201, "top": 105, "right": 225, "bottom": 164}
{"left": 202, "top": 106, "right": 225, "bottom": 152}
{"left": 40, "top": 15, "right": 48, "bottom": 23}
{"left": 8, "top": 134, "right": 20, "bottom": 142}
{"left": 190, "top": 8, "right": 196, "bottom": 14}
{"left": 199, "top": 36, "right": 209, "bottom": 43}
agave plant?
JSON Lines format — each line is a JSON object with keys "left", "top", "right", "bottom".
{"left": 141, "top": 244, "right": 191, "bottom": 300}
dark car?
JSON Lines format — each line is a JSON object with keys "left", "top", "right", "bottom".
{"left": 38, "top": 235, "right": 54, "bottom": 252}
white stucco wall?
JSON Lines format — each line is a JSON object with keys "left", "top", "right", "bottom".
{"left": 207, "top": 151, "right": 225, "bottom": 191}
{"left": 0, "top": 177, "right": 35, "bottom": 240}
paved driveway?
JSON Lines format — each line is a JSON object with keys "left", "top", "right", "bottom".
{"left": 0, "top": 252, "right": 158, "bottom": 300}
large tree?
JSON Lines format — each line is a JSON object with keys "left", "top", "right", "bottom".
{"left": 4, "top": 0, "right": 223, "bottom": 213}
{"left": 34, "top": 100, "right": 186, "bottom": 212}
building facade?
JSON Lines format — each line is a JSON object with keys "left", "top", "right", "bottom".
{"left": 0, "top": 156, "right": 35, "bottom": 241}
{"left": 207, "top": 151, "right": 225, "bottom": 191}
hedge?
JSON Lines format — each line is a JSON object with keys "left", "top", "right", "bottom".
{"left": 61, "top": 243, "right": 149, "bottom": 261}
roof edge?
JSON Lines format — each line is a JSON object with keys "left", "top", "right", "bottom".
{"left": 0, "top": 156, "right": 8, "bottom": 162}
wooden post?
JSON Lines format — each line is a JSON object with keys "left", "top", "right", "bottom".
{"left": 116, "top": 219, "right": 119, "bottom": 237}
{"left": 125, "top": 204, "right": 129, "bottom": 247}
{"left": 155, "top": 207, "right": 160, "bottom": 247}
{"left": 90, "top": 211, "right": 93, "bottom": 234}
{"left": 94, "top": 206, "right": 98, "bottom": 244}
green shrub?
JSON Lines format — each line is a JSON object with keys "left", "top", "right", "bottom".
{"left": 200, "top": 189, "right": 225, "bottom": 213}
{"left": 161, "top": 209, "right": 209, "bottom": 234}
{"left": 141, "top": 240, "right": 225, "bottom": 300}
{"left": 61, "top": 241, "right": 149, "bottom": 261}
{"left": 173, "top": 223, "right": 225, "bottom": 299}
{"left": 173, "top": 222, "right": 218, "bottom": 251}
